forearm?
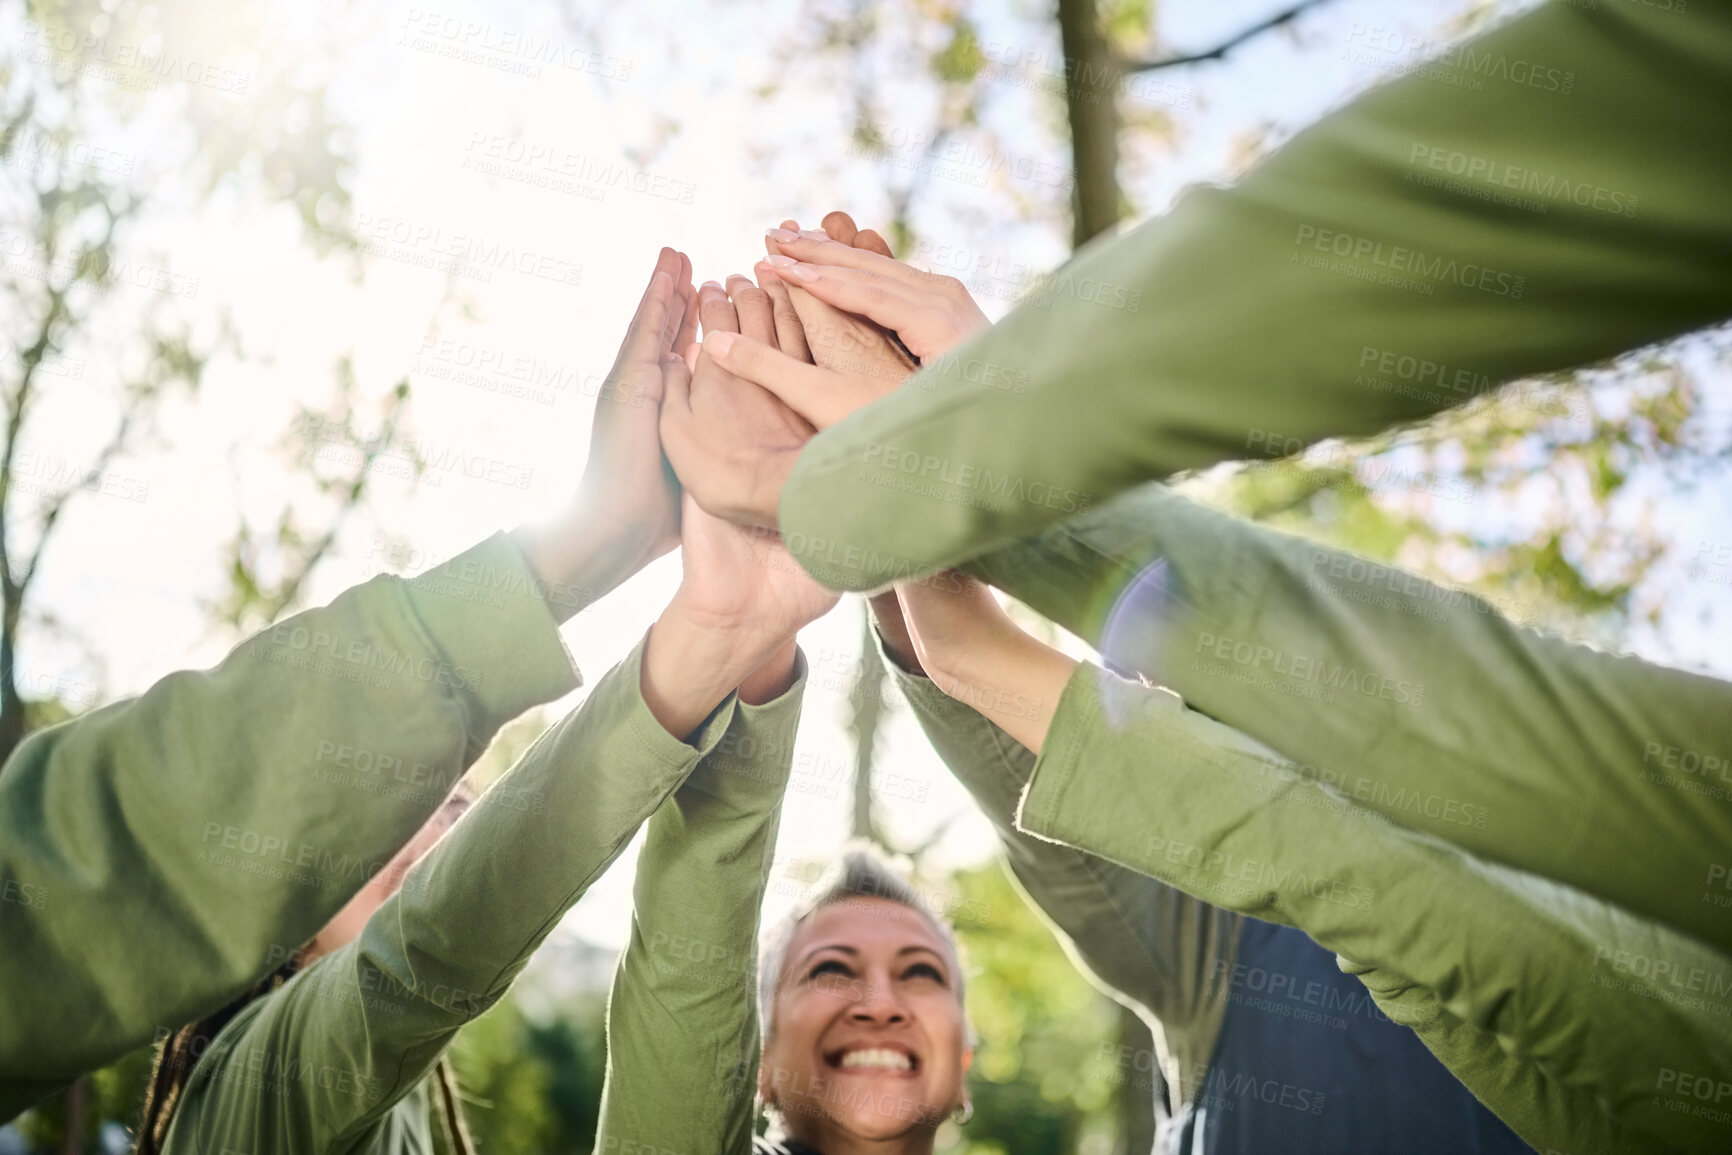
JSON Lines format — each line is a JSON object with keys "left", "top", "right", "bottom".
{"left": 779, "top": 3, "right": 1732, "bottom": 591}
{"left": 177, "top": 639, "right": 735, "bottom": 1149}
{"left": 898, "top": 582, "right": 1077, "bottom": 755}
{"left": 929, "top": 627, "right": 1075, "bottom": 756}
{"left": 0, "top": 532, "right": 579, "bottom": 1106}
{"left": 642, "top": 596, "right": 800, "bottom": 740}
{"left": 1017, "top": 663, "right": 1732, "bottom": 1154}
{"left": 966, "top": 482, "right": 1732, "bottom": 953}
{"left": 598, "top": 656, "right": 807, "bottom": 1155}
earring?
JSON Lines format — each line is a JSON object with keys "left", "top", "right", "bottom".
{"left": 952, "top": 1101, "right": 973, "bottom": 1126}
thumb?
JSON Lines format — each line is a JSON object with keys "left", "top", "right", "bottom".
{"left": 658, "top": 352, "right": 697, "bottom": 478}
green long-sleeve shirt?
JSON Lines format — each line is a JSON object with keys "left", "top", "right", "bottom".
{"left": 778, "top": 1, "right": 1732, "bottom": 590}
{"left": 0, "top": 534, "right": 578, "bottom": 1119}
{"left": 160, "top": 639, "right": 805, "bottom": 1155}
{"left": 957, "top": 482, "right": 1732, "bottom": 956}
{"left": 594, "top": 655, "right": 807, "bottom": 1155}
{"left": 1018, "top": 661, "right": 1732, "bottom": 1155}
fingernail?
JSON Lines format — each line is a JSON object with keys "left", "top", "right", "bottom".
{"left": 765, "top": 228, "right": 799, "bottom": 243}
{"left": 798, "top": 229, "right": 829, "bottom": 241}
{"left": 785, "top": 262, "right": 819, "bottom": 283}
{"left": 707, "top": 331, "right": 737, "bottom": 358}
{"left": 699, "top": 280, "right": 723, "bottom": 291}
{"left": 766, "top": 254, "right": 798, "bottom": 269}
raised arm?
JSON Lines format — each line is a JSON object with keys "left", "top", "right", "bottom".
{"left": 594, "top": 272, "right": 840, "bottom": 1154}
{"left": 958, "top": 481, "right": 1732, "bottom": 955}
{"left": 0, "top": 249, "right": 699, "bottom": 1116}
{"left": 160, "top": 635, "right": 746, "bottom": 1154}
{"left": 595, "top": 655, "right": 807, "bottom": 1155}
{"left": 1016, "top": 661, "right": 1731, "bottom": 1155}
{"left": 894, "top": 568, "right": 1732, "bottom": 1153}
{"left": 772, "top": 4, "right": 1732, "bottom": 587}
{"left": 868, "top": 589, "right": 1237, "bottom": 1109}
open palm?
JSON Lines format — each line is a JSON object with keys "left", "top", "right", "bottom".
{"left": 676, "top": 494, "right": 839, "bottom": 641}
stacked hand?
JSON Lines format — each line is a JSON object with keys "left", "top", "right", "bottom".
{"left": 644, "top": 273, "right": 841, "bottom": 737}
{"left": 513, "top": 247, "right": 696, "bottom": 622}
{"left": 697, "top": 213, "right": 990, "bottom": 430}
{"left": 661, "top": 212, "right": 992, "bottom": 525}
{"left": 534, "top": 219, "right": 999, "bottom": 739}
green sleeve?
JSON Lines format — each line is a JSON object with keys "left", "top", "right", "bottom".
{"left": 1017, "top": 662, "right": 1732, "bottom": 1155}
{"left": 962, "top": 481, "right": 1732, "bottom": 955}
{"left": 161, "top": 637, "right": 737, "bottom": 1155}
{"left": 874, "top": 632, "right": 1236, "bottom": 1109}
{"left": 594, "top": 653, "right": 806, "bottom": 1155}
{"left": 0, "top": 533, "right": 578, "bottom": 1117}
{"left": 779, "top": 2, "right": 1732, "bottom": 590}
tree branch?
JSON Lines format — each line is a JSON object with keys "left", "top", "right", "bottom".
{"left": 18, "top": 408, "right": 139, "bottom": 598}
{"left": 1121, "top": 0, "right": 1338, "bottom": 73}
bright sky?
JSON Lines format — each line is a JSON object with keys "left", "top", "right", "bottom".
{"left": 12, "top": 0, "right": 1730, "bottom": 960}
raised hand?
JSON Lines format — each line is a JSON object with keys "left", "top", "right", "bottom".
{"left": 644, "top": 280, "right": 838, "bottom": 735}
{"left": 513, "top": 247, "right": 697, "bottom": 620}
{"left": 766, "top": 211, "right": 990, "bottom": 363}
{"left": 766, "top": 213, "right": 916, "bottom": 369}
{"left": 672, "top": 213, "right": 914, "bottom": 431}
{"left": 699, "top": 212, "right": 991, "bottom": 430}
{"left": 673, "top": 492, "right": 840, "bottom": 644}
{"left": 659, "top": 275, "right": 815, "bottom": 528}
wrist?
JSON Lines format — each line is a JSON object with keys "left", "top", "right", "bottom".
{"left": 641, "top": 593, "right": 792, "bottom": 739}
{"left": 923, "top": 617, "right": 1023, "bottom": 699}
{"left": 869, "top": 592, "right": 923, "bottom": 676}
{"left": 641, "top": 610, "right": 753, "bottom": 741}
{"left": 513, "top": 492, "right": 671, "bottom": 624}
{"left": 739, "top": 639, "right": 800, "bottom": 705}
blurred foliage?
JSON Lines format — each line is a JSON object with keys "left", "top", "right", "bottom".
{"left": 0, "top": 0, "right": 425, "bottom": 744}
{"left": 10, "top": 1047, "right": 151, "bottom": 1153}
{"left": 443, "top": 997, "right": 609, "bottom": 1155}
{"left": 934, "top": 861, "right": 1122, "bottom": 1155}
{"left": 1183, "top": 333, "right": 1732, "bottom": 648}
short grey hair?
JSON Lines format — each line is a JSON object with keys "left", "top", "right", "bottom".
{"left": 756, "top": 844, "right": 969, "bottom": 1038}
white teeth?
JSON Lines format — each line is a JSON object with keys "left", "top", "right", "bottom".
{"left": 839, "top": 1048, "right": 912, "bottom": 1071}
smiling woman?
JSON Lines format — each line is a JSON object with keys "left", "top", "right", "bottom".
{"left": 754, "top": 851, "right": 975, "bottom": 1153}
{"left": 592, "top": 840, "right": 977, "bottom": 1155}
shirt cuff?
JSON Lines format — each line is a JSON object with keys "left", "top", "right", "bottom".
{"left": 1014, "top": 661, "right": 1106, "bottom": 848}
{"left": 690, "top": 648, "right": 810, "bottom": 811}
{"left": 868, "top": 623, "right": 960, "bottom": 712}
{"left": 618, "top": 632, "right": 741, "bottom": 771}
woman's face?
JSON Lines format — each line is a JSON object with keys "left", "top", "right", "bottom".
{"left": 760, "top": 897, "right": 972, "bottom": 1148}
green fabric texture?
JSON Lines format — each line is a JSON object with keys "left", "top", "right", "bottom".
{"left": 778, "top": 2, "right": 1732, "bottom": 590}
{"left": 962, "top": 483, "right": 1732, "bottom": 956}
{"left": 872, "top": 630, "right": 1238, "bottom": 1110}
{"left": 159, "top": 636, "right": 752, "bottom": 1154}
{"left": 1018, "top": 662, "right": 1732, "bottom": 1155}
{"left": 0, "top": 533, "right": 578, "bottom": 1119}
{"left": 594, "top": 654, "right": 807, "bottom": 1155}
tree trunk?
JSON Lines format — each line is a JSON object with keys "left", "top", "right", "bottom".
{"left": 58, "top": 1075, "right": 87, "bottom": 1155}
{"left": 1056, "top": 0, "right": 1124, "bottom": 248}
{"left": 0, "top": 591, "right": 26, "bottom": 766}
{"left": 847, "top": 611, "right": 885, "bottom": 845}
